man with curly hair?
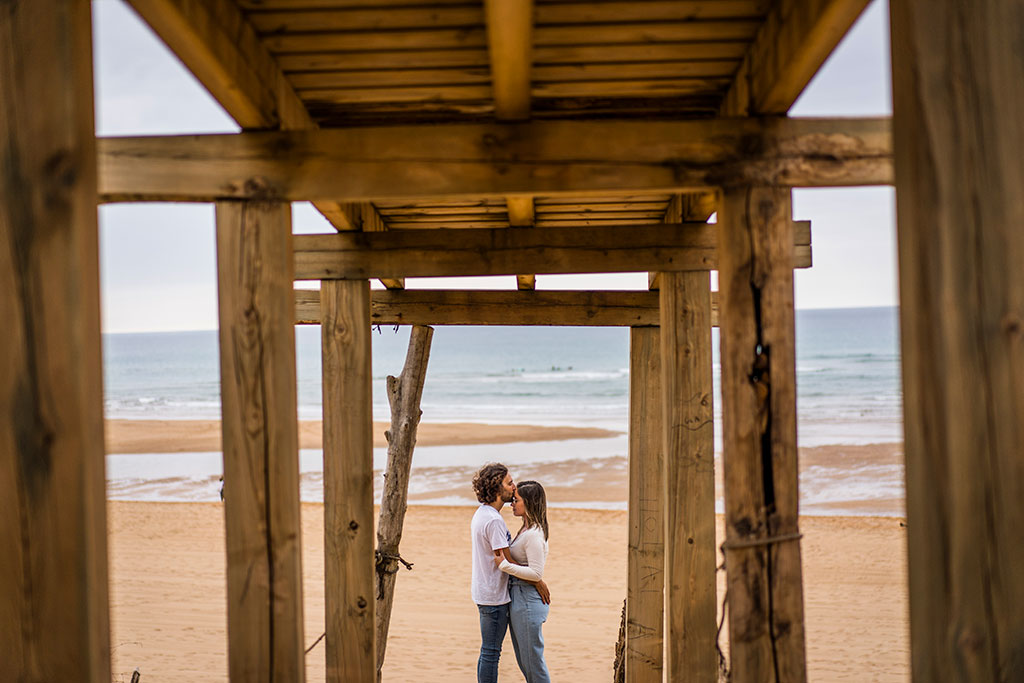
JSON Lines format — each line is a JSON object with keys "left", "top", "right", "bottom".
{"left": 470, "top": 463, "right": 549, "bottom": 682}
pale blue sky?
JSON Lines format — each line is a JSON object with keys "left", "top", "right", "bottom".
{"left": 93, "top": 0, "right": 896, "bottom": 333}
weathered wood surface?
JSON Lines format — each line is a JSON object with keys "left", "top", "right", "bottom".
{"left": 890, "top": 1, "right": 1024, "bottom": 680}
{"left": 0, "top": 2, "right": 110, "bottom": 680}
{"left": 659, "top": 271, "right": 716, "bottom": 682}
{"left": 97, "top": 117, "right": 892, "bottom": 203}
{"left": 215, "top": 200, "right": 305, "bottom": 683}
{"left": 126, "top": 0, "right": 381, "bottom": 232}
{"left": 360, "top": 202, "right": 404, "bottom": 290}
{"left": 717, "top": 186, "right": 806, "bottom": 682}
{"left": 293, "top": 222, "right": 811, "bottom": 280}
{"left": 320, "top": 279, "right": 375, "bottom": 682}
{"left": 722, "top": 0, "right": 871, "bottom": 115}
{"left": 295, "top": 289, "right": 719, "bottom": 328}
{"left": 627, "top": 327, "right": 664, "bottom": 683}
{"left": 375, "top": 325, "right": 434, "bottom": 680}
{"left": 485, "top": 0, "right": 533, "bottom": 120}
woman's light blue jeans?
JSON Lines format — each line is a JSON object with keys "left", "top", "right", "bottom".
{"left": 508, "top": 576, "right": 551, "bottom": 683}
{"left": 477, "top": 602, "right": 509, "bottom": 683}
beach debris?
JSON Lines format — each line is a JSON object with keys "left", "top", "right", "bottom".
{"left": 375, "top": 324, "right": 433, "bottom": 681}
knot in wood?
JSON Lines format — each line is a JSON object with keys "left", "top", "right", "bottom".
{"left": 348, "top": 520, "right": 359, "bottom": 531}
{"left": 241, "top": 176, "right": 278, "bottom": 201}
{"left": 356, "top": 596, "right": 367, "bottom": 609}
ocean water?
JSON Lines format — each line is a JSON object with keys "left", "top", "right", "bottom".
{"left": 104, "top": 306, "right": 905, "bottom": 514}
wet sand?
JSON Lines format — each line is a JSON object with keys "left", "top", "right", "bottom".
{"left": 107, "top": 502, "right": 909, "bottom": 682}
{"left": 105, "top": 419, "right": 621, "bottom": 454}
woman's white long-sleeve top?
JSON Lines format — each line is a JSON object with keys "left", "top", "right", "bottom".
{"left": 498, "top": 526, "right": 548, "bottom": 582}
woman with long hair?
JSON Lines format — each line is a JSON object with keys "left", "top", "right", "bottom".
{"left": 494, "top": 480, "right": 551, "bottom": 683}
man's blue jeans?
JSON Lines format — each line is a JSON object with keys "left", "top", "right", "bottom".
{"left": 477, "top": 602, "right": 510, "bottom": 683}
{"left": 508, "top": 577, "right": 551, "bottom": 683}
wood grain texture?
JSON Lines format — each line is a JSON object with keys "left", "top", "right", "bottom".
{"left": 0, "top": 2, "right": 110, "bottom": 681}
{"left": 292, "top": 222, "right": 811, "bottom": 280}
{"left": 126, "top": 0, "right": 381, "bottom": 233}
{"left": 215, "top": 201, "right": 305, "bottom": 683}
{"left": 96, "top": 117, "right": 893, "bottom": 203}
{"left": 889, "top": 1, "right": 1024, "bottom": 680}
{"left": 722, "top": 0, "right": 871, "bottom": 115}
{"left": 320, "top": 280, "right": 375, "bottom": 682}
{"left": 375, "top": 325, "right": 433, "bottom": 679}
{"left": 627, "top": 327, "right": 664, "bottom": 683}
{"left": 659, "top": 271, "right": 716, "bottom": 682}
{"left": 295, "top": 289, "right": 720, "bottom": 327}
{"left": 717, "top": 186, "right": 806, "bottom": 682}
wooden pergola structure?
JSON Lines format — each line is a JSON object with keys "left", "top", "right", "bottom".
{"left": 2, "top": 0, "right": 1022, "bottom": 681}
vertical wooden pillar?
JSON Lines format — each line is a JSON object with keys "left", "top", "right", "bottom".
{"left": 0, "top": 3, "right": 110, "bottom": 681}
{"left": 659, "top": 271, "right": 716, "bottom": 682}
{"left": 321, "top": 279, "right": 375, "bottom": 682}
{"left": 626, "top": 326, "right": 664, "bottom": 682}
{"left": 717, "top": 186, "right": 805, "bottom": 682}
{"left": 216, "top": 201, "right": 305, "bottom": 683}
{"left": 890, "top": 2, "right": 1024, "bottom": 680}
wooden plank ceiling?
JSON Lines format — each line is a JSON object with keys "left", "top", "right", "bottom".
{"left": 127, "top": 0, "right": 869, "bottom": 249}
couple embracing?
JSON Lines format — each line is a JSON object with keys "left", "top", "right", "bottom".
{"left": 470, "top": 463, "right": 552, "bottom": 683}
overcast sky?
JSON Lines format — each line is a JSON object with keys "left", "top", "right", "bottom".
{"left": 92, "top": 0, "right": 896, "bottom": 334}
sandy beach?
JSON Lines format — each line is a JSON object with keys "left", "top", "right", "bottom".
{"left": 105, "top": 419, "right": 621, "bottom": 454}
{"left": 108, "top": 502, "right": 909, "bottom": 682}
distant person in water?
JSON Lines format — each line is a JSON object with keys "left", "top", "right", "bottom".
{"left": 495, "top": 480, "right": 551, "bottom": 683}
{"left": 470, "top": 463, "right": 550, "bottom": 683}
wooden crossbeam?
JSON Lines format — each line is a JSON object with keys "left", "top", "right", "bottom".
{"left": 485, "top": 0, "right": 533, "bottom": 121}
{"left": 506, "top": 195, "right": 537, "bottom": 289}
{"left": 97, "top": 117, "right": 892, "bottom": 203}
{"left": 722, "top": 0, "right": 871, "bottom": 115}
{"left": 294, "top": 289, "right": 723, "bottom": 327}
{"left": 292, "top": 222, "right": 811, "bottom": 280}
{"left": 125, "top": 0, "right": 387, "bottom": 236}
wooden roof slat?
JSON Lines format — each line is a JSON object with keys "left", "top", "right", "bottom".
{"left": 386, "top": 220, "right": 511, "bottom": 230}
{"left": 299, "top": 85, "right": 493, "bottom": 105}
{"left": 533, "top": 21, "right": 761, "bottom": 46}
{"left": 289, "top": 68, "right": 490, "bottom": 89}
{"left": 533, "top": 61, "right": 740, "bottom": 81}
{"left": 239, "top": 0, "right": 474, "bottom": 8}
{"left": 377, "top": 213, "right": 508, "bottom": 222}
{"left": 535, "top": 195, "right": 673, "bottom": 205}
{"left": 279, "top": 49, "right": 489, "bottom": 72}
{"left": 537, "top": 202, "right": 670, "bottom": 212}
{"left": 534, "top": 1, "right": 771, "bottom": 24}
{"left": 534, "top": 211, "right": 667, "bottom": 221}
{"left": 533, "top": 42, "right": 750, "bottom": 64}
{"left": 264, "top": 28, "right": 488, "bottom": 53}
{"left": 376, "top": 206, "right": 508, "bottom": 217}
{"left": 534, "top": 79, "right": 730, "bottom": 99}
{"left": 248, "top": 6, "right": 485, "bottom": 33}
{"left": 374, "top": 199, "right": 506, "bottom": 209}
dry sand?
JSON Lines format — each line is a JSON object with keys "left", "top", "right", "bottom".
{"left": 105, "top": 419, "right": 620, "bottom": 454}
{"left": 108, "top": 502, "right": 909, "bottom": 682}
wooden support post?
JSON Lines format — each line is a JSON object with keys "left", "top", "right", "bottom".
{"left": 626, "top": 327, "right": 664, "bottom": 683}
{"left": 659, "top": 271, "right": 716, "bottom": 682}
{"left": 321, "top": 279, "right": 375, "bottom": 682}
{"left": 0, "top": 3, "right": 110, "bottom": 681}
{"left": 216, "top": 200, "right": 305, "bottom": 683}
{"left": 890, "top": 1, "right": 1024, "bottom": 680}
{"left": 717, "top": 186, "right": 806, "bottom": 682}
{"left": 375, "top": 325, "right": 434, "bottom": 680}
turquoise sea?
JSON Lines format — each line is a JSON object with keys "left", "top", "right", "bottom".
{"left": 104, "top": 306, "right": 905, "bottom": 515}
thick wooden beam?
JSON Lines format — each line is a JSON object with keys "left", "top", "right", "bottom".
{"left": 718, "top": 187, "right": 806, "bottom": 681}
{"left": 890, "top": 1, "right": 1024, "bottom": 680}
{"left": 320, "top": 280, "right": 375, "bottom": 682}
{"left": 97, "top": 117, "right": 893, "bottom": 203}
{"left": 126, "top": 0, "right": 381, "bottom": 232}
{"left": 650, "top": 192, "right": 719, "bottom": 290}
{"left": 627, "top": 327, "right": 664, "bottom": 683}
{"left": 722, "top": 0, "right": 872, "bottom": 115}
{"left": 0, "top": 3, "right": 110, "bottom": 681}
{"left": 659, "top": 271, "right": 716, "bottom": 681}
{"left": 361, "top": 204, "right": 405, "bottom": 290}
{"left": 215, "top": 200, "right": 305, "bottom": 683}
{"left": 485, "top": 0, "right": 533, "bottom": 121}
{"left": 296, "top": 289, "right": 721, "bottom": 327}
{"left": 293, "top": 222, "right": 812, "bottom": 280}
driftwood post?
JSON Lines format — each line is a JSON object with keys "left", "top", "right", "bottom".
{"left": 375, "top": 325, "right": 434, "bottom": 680}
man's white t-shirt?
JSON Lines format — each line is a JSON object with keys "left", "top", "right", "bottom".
{"left": 471, "top": 504, "right": 512, "bottom": 605}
